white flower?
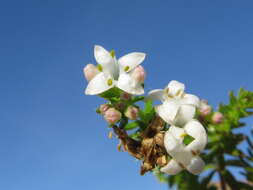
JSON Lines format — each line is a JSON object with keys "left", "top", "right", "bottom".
{"left": 147, "top": 80, "right": 200, "bottom": 126}
{"left": 147, "top": 81, "right": 207, "bottom": 175}
{"left": 161, "top": 120, "right": 207, "bottom": 175}
{"left": 85, "top": 45, "right": 146, "bottom": 95}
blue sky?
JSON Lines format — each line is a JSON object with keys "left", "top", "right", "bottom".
{"left": 1, "top": 0, "right": 253, "bottom": 190}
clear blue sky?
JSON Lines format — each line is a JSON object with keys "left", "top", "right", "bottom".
{"left": 1, "top": 0, "right": 253, "bottom": 190}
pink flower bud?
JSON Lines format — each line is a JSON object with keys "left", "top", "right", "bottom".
{"left": 212, "top": 112, "right": 223, "bottom": 124}
{"left": 120, "top": 92, "right": 132, "bottom": 100}
{"left": 124, "top": 106, "right": 139, "bottom": 120}
{"left": 132, "top": 65, "right": 146, "bottom": 83}
{"left": 200, "top": 105, "right": 212, "bottom": 116}
{"left": 104, "top": 108, "right": 122, "bottom": 124}
{"left": 83, "top": 64, "right": 99, "bottom": 81}
{"left": 199, "top": 100, "right": 212, "bottom": 116}
{"left": 99, "top": 104, "right": 110, "bottom": 115}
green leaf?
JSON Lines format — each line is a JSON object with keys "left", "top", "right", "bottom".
{"left": 129, "top": 132, "right": 141, "bottom": 140}
{"left": 130, "top": 96, "right": 144, "bottom": 103}
{"left": 223, "top": 170, "right": 240, "bottom": 190}
{"left": 200, "top": 170, "right": 216, "bottom": 188}
{"left": 125, "top": 121, "right": 139, "bottom": 130}
{"left": 144, "top": 100, "right": 153, "bottom": 113}
{"left": 119, "top": 116, "right": 128, "bottom": 128}
{"left": 139, "top": 100, "right": 155, "bottom": 125}
{"left": 246, "top": 136, "right": 253, "bottom": 149}
{"left": 229, "top": 91, "right": 237, "bottom": 105}
{"left": 236, "top": 182, "right": 253, "bottom": 190}
{"left": 99, "top": 87, "right": 121, "bottom": 100}
{"left": 183, "top": 135, "right": 195, "bottom": 145}
{"left": 226, "top": 159, "right": 249, "bottom": 168}
{"left": 152, "top": 167, "right": 168, "bottom": 183}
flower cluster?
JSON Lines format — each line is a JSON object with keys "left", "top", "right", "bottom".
{"left": 84, "top": 45, "right": 211, "bottom": 176}
{"left": 147, "top": 81, "right": 207, "bottom": 175}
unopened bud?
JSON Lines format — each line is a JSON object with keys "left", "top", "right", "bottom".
{"left": 212, "top": 112, "right": 224, "bottom": 124}
{"left": 132, "top": 65, "right": 146, "bottom": 83}
{"left": 124, "top": 106, "right": 139, "bottom": 120}
{"left": 104, "top": 108, "right": 122, "bottom": 124}
{"left": 199, "top": 100, "right": 212, "bottom": 116}
{"left": 83, "top": 64, "right": 99, "bottom": 81}
{"left": 120, "top": 92, "right": 131, "bottom": 100}
{"left": 99, "top": 104, "right": 110, "bottom": 115}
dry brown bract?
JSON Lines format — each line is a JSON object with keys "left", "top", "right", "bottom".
{"left": 112, "top": 116, "right": 169, "bottom": 175}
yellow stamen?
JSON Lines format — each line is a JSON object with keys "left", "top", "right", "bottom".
{"left": 108, "top": 131, "right": 113, "bottom": 139}
{"left": 110, "top": 50, "right": 115, "bottom": 58}
{"left": 165, "top": 88, "right": 174, "bottom": 98}
{"left": 124, "top": 66, "right": 130, "bottom": 72}
{"left": 180, "top": 133, "right": 187, "bottom": 138}
{"left": 97, "top": 64, "right": 103, "bottom": 72}
{"left": 117, "top": 142, "right": 122, "bottom": 151}
{"left": 176, "top": 90, "right": 182, "bottom": 96}
{"left": 107, "top": 79, "right": 113, "bottom": 86}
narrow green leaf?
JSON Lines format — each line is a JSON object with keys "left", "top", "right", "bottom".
{"left": 125, "top": 121, "right": 139, "bottom": 130}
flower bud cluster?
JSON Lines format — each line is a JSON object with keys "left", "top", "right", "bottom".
{"left": 97, "top": 102, "right": 140, "bottom": 125}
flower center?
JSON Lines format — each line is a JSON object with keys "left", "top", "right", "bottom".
{"left": 124, "top": 66, "right": 130, "bottom": 72}
{"left": 110, "top": 50, "right": 115, "bottom": 58}
{"left": 97, "top": 64, "right": 103, "bottom": 72}
{"left": 180, "top": 133, "right": 187, "bottom": 138}
{"left": 107, "top": 79, "right": 113, "bottom": 86}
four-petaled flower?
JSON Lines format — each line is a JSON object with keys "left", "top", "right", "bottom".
{"left": 85, "top": 45, "right": 146, "bottom": 95}
{"left": 160, "top": 120, "right": 207, "bottom": 175}
{"left": 147, "top": 80, "right": 200, "bottom": 126}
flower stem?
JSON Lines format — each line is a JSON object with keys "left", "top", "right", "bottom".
{"left": 218, "top": 171, "right": 226, "bottom": 190}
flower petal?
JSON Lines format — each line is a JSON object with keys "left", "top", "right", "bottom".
{"left": 169, "top": 126, "right": 185, "bottom": 142}
{"left": 94, "top": 45, "right": 118, "bottom": 77}
{"left": 173, "top": 105, "right": 196, "bottom": 126}
{"left": 166, "top": 80, "right": 185, "bottom": 97}
{"left": 117, "top": 72, "right": 144, "bottom": 95}
{"left": 118, "top": 52, "right": 146, "bottom": 73}
{"left": 186, "top": 157, "right": 205, "bottom": 175}
{"left": 85, "top": 72, "right": 114, "bottom": 95}
{"left": 160, "top": 159, "right": 183, "bottom": 175}
{"left": 164, "top": 129, "right": 193, "bottom": 168}
{"left": 164, "top": 129, "right": 184, "bottom": 153}
{"left": 184, "top": 120, "right": 207, "bottom": 153}
{"left": 169, "top": 149, "right": 193, "bottom": 168}
{"left": 181, "top": 94, "right": 200, "bottom": 107}
{"left": 155, "top": 101, "right": 180, "bottom": 125}
{"left": 146, "top": 89, "right": 166, "bottom": 102}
